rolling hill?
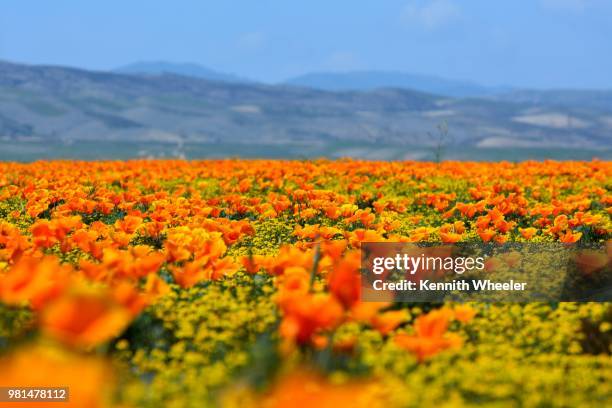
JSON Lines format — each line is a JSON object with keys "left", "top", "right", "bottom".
{"left": 0, "top": 60, "right": 610, "bottom": 160}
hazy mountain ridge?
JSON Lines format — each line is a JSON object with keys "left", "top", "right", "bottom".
{"left": 285, "top": 70, "right": 612, "bottom": 114}
{"left": 284, "top": 70, "right": 510, "bottom": 98}
{"left": 114, "top": 61, "right": 249, "bottom": 83}
{"left": 0, "top": 60, "right": 610, "bottom": 152}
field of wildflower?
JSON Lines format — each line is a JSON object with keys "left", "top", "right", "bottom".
{"left": 0, "top": 159, "right": 610, "bottom": 407}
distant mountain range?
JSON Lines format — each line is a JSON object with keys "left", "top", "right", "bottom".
{"left": 114, "top": 62, "right": 506, "bottom": 97}
{"left": 0, "top": 60, "right": 610, "bottom": 159}
{"left": 114, "top": 61, "right": 248, "bottom": 84}
{"left": 111, "top": 62, "right": 612, "bottom": 111}
{"left": 284, "top": 71, "right": 513, "bottom": 98}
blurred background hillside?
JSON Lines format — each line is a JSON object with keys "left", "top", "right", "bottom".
{"left": 1, "top": 1, "right": 611, "bottom": 161}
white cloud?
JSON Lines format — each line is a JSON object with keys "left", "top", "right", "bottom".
{"left": 237, "top": 32, "right": 266, "bottom": 51}
{"left": 401, "top": 0, "right": 461, "bottom": 30}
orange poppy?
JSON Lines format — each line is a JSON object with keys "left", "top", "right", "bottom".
{"left": 40, "top": 285, "right": 132, "bottom": 348}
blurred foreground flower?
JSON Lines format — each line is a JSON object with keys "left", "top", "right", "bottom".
{"left": 223, "top": 371, "right": 391, "bottom": 408}
{"left": 394, "top": 308, "right": 462, "bottom": 362}
{"left": 0, "top": 344, "right": 115, "bottom": 408}
{"left": 41, "top": 285, "right": 132, "bottom": 348}
{"left": 0, "top": 256, "right": 71, "bottom": 310}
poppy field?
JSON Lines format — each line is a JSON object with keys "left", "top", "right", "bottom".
{"left": 0, "top": 159, "right": 611, "bottom": 407}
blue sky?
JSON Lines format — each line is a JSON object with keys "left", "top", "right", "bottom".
{"left": 1, "top": 0, "right": 611, "bottom": 88}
